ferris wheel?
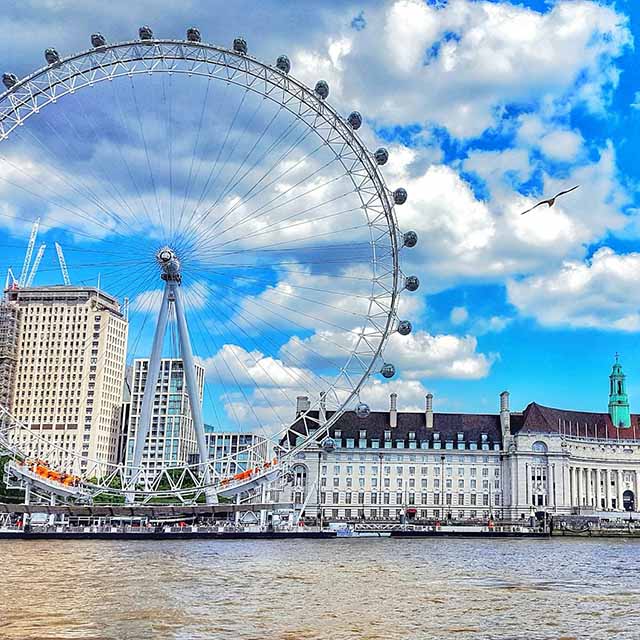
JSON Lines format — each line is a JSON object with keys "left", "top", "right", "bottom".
{"left": 0, "top": 28, "right": 419, "bottom": 504}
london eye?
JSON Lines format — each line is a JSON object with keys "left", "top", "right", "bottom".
{"left": 0, "top": 28, "right": 419, "bottom": 504}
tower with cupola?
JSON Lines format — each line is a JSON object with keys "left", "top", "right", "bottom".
{"left": 608, "top": 354, "right": 631, "bottom": 428}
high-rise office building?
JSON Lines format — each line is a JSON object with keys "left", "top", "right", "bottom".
{"left": 3, "top": 286, "right": 128, "bottom": 475}
{"left": 125, "top": 358, "right": 205, "bottom": 475}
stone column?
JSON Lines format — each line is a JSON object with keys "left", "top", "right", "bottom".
{"left": 569, "top": 466, "right": 575, "bottom": 508}
{"left": 605, "top": 468, "right": 611, "bottom": 510}
{"left": 595, "top": 469, "right": 602, "bottom": 511}
{"left": 577, "top": 467, "right": 583, "bottom": 508}
{"left": 617, "top": 470, "right": 624, "bottom": 511}
{"left": 586, "top": 468, "right": 593, "bottom": 508}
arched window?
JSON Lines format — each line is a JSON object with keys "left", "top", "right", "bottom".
{"left": 292, "top": 464, "right": 308, "bottom": 488}
{"left": 532, "top": 441, "right": 548, "bottom": 453}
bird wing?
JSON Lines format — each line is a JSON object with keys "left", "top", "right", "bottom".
{"left": 520, "top": 199, "right": 549, "bottom": 215}
{"left": 553, "top": 185, "right": 580, "bottom": 199}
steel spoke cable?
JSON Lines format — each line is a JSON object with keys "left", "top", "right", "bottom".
{"left": 183, "top": 261, "right": 375, "bottom": 281}
{"left": 194, "top": 225, "right": 371, "bottom": 264}
{"left": 0, "top": 175, "right": 141, "bottom": 245}
{"left": 0, "top": 156, "right": 131, "bottom": 240}
{"left": 197, "top": 265, "right": 374, "bottom": 302}
{"left": 196, "top": 102, "right": 285, "bottom": 225}
{"left": 129, "top": 76, "right": 165, "bottom": 243}
{"left": 177, "top": 87, "right": 250, "bottom": 241}
{"left": 176, "top": 123, "right": 315, "bottom": 252}
{"left": 108, "top": 78, "right": 157, "bottom": 232}
{"left": 184, "top": 289, "right": 300, "bottom": 447}
{"left": 195, "top": 162, "right": 348, "bottom": 253}
{"left": 183, "top": 285, "right": 299, "bottom": 420}
{"left": 13, "top": 124, "right": 125, "bottom": 230}
{"left": 200, "top": 196, "right": 360, "bottom": 255}
{"left": 4, "top": 129, "right": 129, "bottom": 235}
{"left": 187, "top": 278, "right": 331, "bottom": 390}
{"left": 189, "top": 132, "right": 325, "bottom": 251}
{"left": 69, "top": 85, "right": 147, "bottom": 231}
{"left": 189, "top": 90, "right": 265, "bottom": 220}
{"left": 161, "top": 72, "right": 176, "bottom": 240}
{"left": 181, "top": 288, "right": 268, "bottom": 437}
{"left": 50, "top": 99, "right": 137, "bottom": 230}
{"left": 185, "top": 265, "right": 368, "bottom": 334}
{"left": 186, "top": 278, "right": 347, "bottom": 389}
{"left": 175, "top": 75, "right": 218, "bottom": 238}
{"left": 172, "top": 113, "right": 306, "bottom": 253}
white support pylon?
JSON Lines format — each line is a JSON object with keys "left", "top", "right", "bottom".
{"left": 128, "top": 247, "right": 215, "bottom": 504}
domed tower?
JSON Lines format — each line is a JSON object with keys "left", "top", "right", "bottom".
{"left": 608, "top": 353, "right": 631, "bottom": 429}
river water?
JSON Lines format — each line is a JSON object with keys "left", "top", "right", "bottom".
{"left": 1, "top": 537, "right": 639, "bottom": 639}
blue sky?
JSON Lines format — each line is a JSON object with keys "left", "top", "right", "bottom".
{"left": 0, "top": 0, "right": 639, "bottom": 429}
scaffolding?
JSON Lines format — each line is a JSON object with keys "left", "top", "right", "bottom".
{"left": 0, "top": 300, "right": 19, "bottom": 413}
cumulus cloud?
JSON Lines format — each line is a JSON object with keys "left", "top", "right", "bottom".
{"left": 450, "top": 306, "right": 469, "bottom": 325}
{"left": 285, "top": 327, "right": 495, "bottom": 381}
{"left": 507, "top": 247, "right": 640, "bottom": 331}
{"left": 293, "top": 0, "right": 631, "bottom": 138}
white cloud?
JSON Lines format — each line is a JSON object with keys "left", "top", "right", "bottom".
{"left": 359, "top": 377, "right": 431, "bottom": 412}
{"left": 450, "top": 306, "right": 469, "bottom": 325}
{"left": 285, "top": 327, "right": 495, "bottom": 381}
{"left": 384, "top": 330, "right": 496, "bottom": 380}
{"left": 507, "top": 247, "right": 640, "bottom": 331}
{"left": 472, "top": 315, "right": 513, "bottom": 335}
{"left": 293, "top": 0, "right": 631, "bottom": 138}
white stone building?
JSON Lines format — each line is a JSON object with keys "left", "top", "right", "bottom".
{"left": 2, "top": 286, "right": 128, "bottom": 475}
{"left": 125, "top": 358, "right": 204, "bottom": 476}
{"left": 282, "top": 357, "right": 640, "bottom": 523}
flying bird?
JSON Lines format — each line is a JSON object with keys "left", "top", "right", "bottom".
{"left": 519, "top": 185, "right": 580, "bottom": 215}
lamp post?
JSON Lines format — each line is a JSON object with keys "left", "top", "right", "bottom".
{"left": 440, "top": 454, "right": 446, "bottom": 520}
{"left": 317, "top": 450, "right": 323, "bottom": 530}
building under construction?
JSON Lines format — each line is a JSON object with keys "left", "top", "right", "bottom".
{"left": 0, "top": 300, "right": 19, "bottom": 413}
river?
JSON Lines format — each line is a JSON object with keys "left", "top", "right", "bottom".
{"left": 1, "top": 537, "right": 639, "bottom": 639}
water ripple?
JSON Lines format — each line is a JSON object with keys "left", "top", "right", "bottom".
{"left": 1, "top": 538, "right": 640, "bottom": 639}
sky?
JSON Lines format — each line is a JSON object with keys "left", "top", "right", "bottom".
{"left": 0, "top": 0, "right": 639, "bottom": 429}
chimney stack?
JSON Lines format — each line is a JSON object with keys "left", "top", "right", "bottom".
{"left": 389, "top": 392, "right": 397, "bottom": 429}
{"left": 319, "top": 391, "right": 327, "bottom": 425}
{"left": 296, "top": 395, "right": 310, "bottom": 415}
{"left": 425, "top": 393, "right": 433, "bottom": 429}
{"left": 500, "top": 390, "right": 510, "bottom": 440}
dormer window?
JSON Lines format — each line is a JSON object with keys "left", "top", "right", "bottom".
{"left": 384, "top": 430, "right": 391, "bottom": 440}
{"left": 409, "top": 431, "right": 416, "bottom": 440}
{"left": 359, "top": 429, "right": 366, "bottom": 438}
{"left": 457, "top": 432, "right": 464, "bottom": 441}
{"left": 481, "top": 433, "right": 488, "bottom": 442}
{"left": 433, "top": 432, "right": 440, "bottom": 441}
{"left": 335, "top": 429, "right": 342, "bottom": 439}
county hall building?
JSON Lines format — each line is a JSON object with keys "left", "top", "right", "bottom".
{"left": 283, "top": 357, "right": 640, "bottom": 522}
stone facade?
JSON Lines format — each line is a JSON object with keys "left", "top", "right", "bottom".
{"left": 283, "top": 358, "right": 640, "bottom": 522}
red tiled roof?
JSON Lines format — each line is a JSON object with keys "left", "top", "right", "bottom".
{"left": 514, "top": 402, "right": 640, "bottom": 439}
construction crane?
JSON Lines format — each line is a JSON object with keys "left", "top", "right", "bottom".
{"left": 25, "top": 243, "right": 46, "bottom": 287}
{"left": 4, "top": 268, "right": 18, "bottom": 292}
{"left": 18, "top": 218, "right": 40, "bottom": 287}
{"left": 55, "top": 242, "right": 71, "bottom": 286}
{"left": 7, "top": 219, "right": 72, "bottom": 289}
